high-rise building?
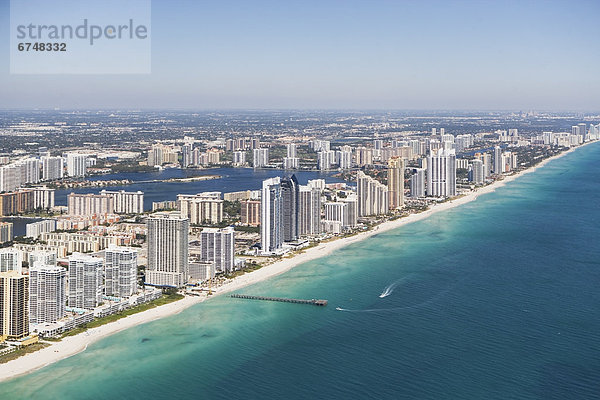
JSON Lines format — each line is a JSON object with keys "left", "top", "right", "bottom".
{"left": 104, "top": 246, "right": 138, "bottom": 298}
{"left": 337, "top": 148, "right": 353, "bottom": 169}
{"left": 388, "top": 157, "right": 404, "bottom": 210}
{"left": 146, "top": 212, "right": 189, "bottom": 287}
{"left": 177, "top": 192, "right": 223, "bottom": 225}
{"left": 0, "top": 163, "right": 23, "bottom": 192}
{"left": 182, "top": 143, "right": 193, "bottom": 168}
{"left": 66, "top": 153, "right": 87, "bottom": 177}
{"left": 99, "top": 190, "right": 144, "bottom": 214}
{"left": 22, "top": 158, "right": 41, "bottom": 184}
{"left": 28, "top": 250, "right": 57, "bottom": 268}
{"left": 233, "top": 151, "right": 246, "bottom": 166}
{"left": 42, "top": 156, "right": 64, "bottom": 181}
{"left": 324, "top": 198, "right": 356, "bottom": 229}
{"left": 29, "top": 263, "right": 66, "bottom": 324}
{"left": 287, "top": 143, "right": 297, "bottom": 158}
{"left": 356, "top": 147, "right": 373, "bottom": 167}
{"left": 281, "top": 175, "right": 299, "bottom": 242}
{"left": 25, "top": 219, "right": 57, "bottom": 239}
{"left": 357, "top": 171, "right": 389, "bottom": 217}
{"left": 0, "top": 271, "right": 29, "bottom": 339}
{"left": 0, "top": 248, "right": 22, "bottom": 273}
{"left": 469, "top": 159, "right": 484, "bottom": 184}
{"left": 283, "top": 157, "right": 300, "bottom": 169}
{"left": 298, "top": 185, "right": 321, "bottom": 236}
{"left": 261, "top": 177, "right": 283, "bottom": 254}
{"left": 310, "top": 139, "right": 330, "bottom": 152}
{"left": 253, "top": 148, "right": 269, "bottom": 168}
{"left": 427, "top": 148, "right": 456, "bottom": 197}
{"left": 493, "top": 146, "right": 503, "bottom": 175}
{"left": 68, "top": 193, "right": 114, "bottom": 216}
{"left": 0, "top": 222, "right": 13, "bottom": 244}
{"left": 410, "top": 168, "right": 426, "bottom": 198}
{"left": 241, "top": 200, "right": 261, "bottom": 226}
{"left": 68, "top": 253, "right": 103, "bottom": 309}
{"left": 199, "top": 227, "right": 235, "bottom": 273}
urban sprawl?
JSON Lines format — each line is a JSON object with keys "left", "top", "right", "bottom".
{"left": 1, "top": 111, "right": 599, "bottom": 361}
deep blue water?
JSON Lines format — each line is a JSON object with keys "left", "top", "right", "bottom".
{"left": 55, "top": 168, "right": 346, "bottom": 210}
{"left": 1, "top": 142, "right": 599, "bottom": 399}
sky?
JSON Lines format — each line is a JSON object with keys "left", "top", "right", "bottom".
{"left": 0, "top": 0, "right": 599, "bottom": 110}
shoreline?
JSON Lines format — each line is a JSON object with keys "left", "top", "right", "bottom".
{"left": 0, "top": 140, "right": 596, "bottom": 383}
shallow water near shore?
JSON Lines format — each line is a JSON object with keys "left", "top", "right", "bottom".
{"left": 1, "top": 142, "right": 599, "bottom": 399}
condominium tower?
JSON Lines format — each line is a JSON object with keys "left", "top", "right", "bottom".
{"left": 146, "top": 212, "right": 189, "bottom": 287}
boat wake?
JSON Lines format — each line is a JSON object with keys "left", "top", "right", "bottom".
{"left": 337, "top": 277, "right": 464, "bottom": 313}
{"left": 379, "top": 276, "right": 410, "bottom": 298}
{"left": 379, "top": 281, "right": 400, "bottom": 298}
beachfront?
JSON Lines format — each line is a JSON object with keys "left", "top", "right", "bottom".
{"left": 0, "top": 141, "right": 595, "bottom": 383}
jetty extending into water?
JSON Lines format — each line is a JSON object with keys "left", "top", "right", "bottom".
{"left": 230, "top": 294, "right": 328, "bottom": 306}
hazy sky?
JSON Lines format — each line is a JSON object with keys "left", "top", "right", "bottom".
{"left": 1, "top": 0, "right": 599, "bottom": 110}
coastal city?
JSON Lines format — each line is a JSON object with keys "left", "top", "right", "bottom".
{"left": 0, "top": 110, "right": 599, "bottom": 372}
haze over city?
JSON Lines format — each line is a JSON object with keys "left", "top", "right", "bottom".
{"left": 1, "top": 0, "right": 599, "bottom": 110}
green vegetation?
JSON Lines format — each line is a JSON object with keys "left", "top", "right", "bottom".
{"left": 223, "top": 262, "right": 263, "bottom": 279}
{"left": 58, "top": 293, "right": 184, "bottom": 339}
{"left": 110, "top": 162, "right": 156, "bottom": 173}
{"left": 234, "top": 225, "right": 260, "bottom": 233}
{"left": 223, "top": 200, "right": 241, "bottom": 218}
{"left": 0, "top": 343, "right": 50, "bottom": 365}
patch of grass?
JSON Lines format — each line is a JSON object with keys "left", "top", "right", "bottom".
{"left": 223, "top": 263, "right": 263, "bottom": 279}
{"left": 0, "top": 343, "right": 50, "bottom": 365}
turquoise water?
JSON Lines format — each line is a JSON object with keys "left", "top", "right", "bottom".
{"left": 2, "top": 143, "right": 599, "bottom": 399}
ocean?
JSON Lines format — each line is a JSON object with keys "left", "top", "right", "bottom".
{"left": 1, "top": 142, "right": 599, "bottom": 399}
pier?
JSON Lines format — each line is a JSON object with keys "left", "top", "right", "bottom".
{"left": 230, "top": 294, "right": 328, "bottom": 306}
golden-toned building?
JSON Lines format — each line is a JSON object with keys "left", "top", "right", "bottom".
{"left": 387, "top": 157, "right": 405, "bottom": 210}
{"left": 0, "top": 271, "right": 30, "bottom": 339}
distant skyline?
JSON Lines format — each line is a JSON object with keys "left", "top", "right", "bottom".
{"left": 1, "top": 0, "right": 599, "bottom": 110}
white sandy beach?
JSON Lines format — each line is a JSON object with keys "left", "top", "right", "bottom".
{"left": 0, "top": 140, "right": 595, "bottom": 383}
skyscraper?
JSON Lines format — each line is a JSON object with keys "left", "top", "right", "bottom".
{"left": 388, "top": 157, "right": 404, "bottom": 209}
{"left": 66, "top": 153, "right": 87, "bottom": 177}
{"left": 68, "top": 253, "right": 103, "bottom": 309}
{"left": 357, "top": 171, "right": 389, "bottom": 217}
{"left": 0, "top": 248, "right": 22, "bottom": 273}
{"left": 42, "top": 156, "right": 64, "bottom": 181}
{"left": 337, "top": 148, "right": 353, "bottom": 169}
{"left": 68, "top": 193, "right": 114, "bottom": 216}
{"left": 253, "top": 148, "right": 269, "bottom": 168}
{"left": 469, "top": 159, "right": 484, "bottom": 184}
{"left": 427, "top": 148, "right": 456, "bottom": 197}
{"left": 281, "top": 175, "right": 299, "bottom": 242}
{"left": 493, "top": 146, "right": 503, "bottom": 175}
{"left": 233, "top": 151, "right": 246, "bottom": 166}
{"left": 241, "top": 199, "right": 261, "bottom": 226}
{"left": 29, "top": 263, "right": 66, "bottom": 324}
{"left": 0, "top": 271, "right": 29, "bottom": 339}
{"left": 0, "top": 223, "right": 13, "bottom": 245}
{"left": 182, "top": 143, "right": 193, "bottom": 168}
{"left": 298, "top": 185, "right": 322, "bottom": 236}
{"left": 146, "top": 212, "right": 189, "bottom": 287}
{"left": 410, "top": 168, "right": 426, "bottom": 198}
{"left": 199, "top": 227, "right": 235, "bottom": 273}
{"left": 261, "top": 177, "right": 283, "bottom": 254}
{"left": 104, "top": 246, "right": 138, "bottom": 298}
{"left": 177, "top": 192, "right": 223, "bottom": 225}
{"left": 100, "top": 190, "right": 144, "bottom": 214}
